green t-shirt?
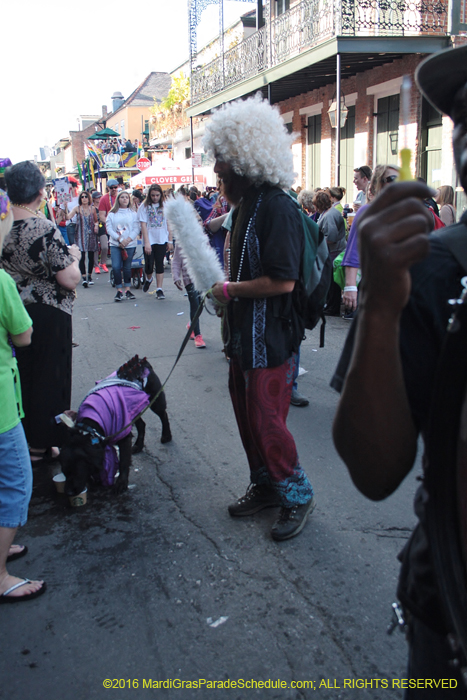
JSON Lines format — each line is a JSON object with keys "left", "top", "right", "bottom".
{"left": 0, "top": 269, "right": 32, "bottom": 434}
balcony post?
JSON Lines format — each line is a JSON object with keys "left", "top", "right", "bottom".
{"left": 219, "top": 0, "right": 225, "bottom": 90}
{"left": 335, "top": 52, "right": 341, "bottom": 186}
{"left": 269, "top": 0, "right": 272, "bottom": 67}
{"left": 191, "top": 116, "right": 195, "bottom": 184}
{"left": 256, "top": 0, "right": 264, "bottom": 30}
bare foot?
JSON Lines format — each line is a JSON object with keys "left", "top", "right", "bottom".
{"left": 0, "top": 574, "right": 44, "bottom": 599}
{"left": 8, "top": 544, "right": 25, "bottom": 557}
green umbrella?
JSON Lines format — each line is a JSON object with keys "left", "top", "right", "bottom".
{"left": 88, "top": 127, "right": 120, "bottom": 140}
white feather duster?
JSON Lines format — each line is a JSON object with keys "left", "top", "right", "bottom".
{"left": 165, "top": 195, "right": 225, "bottom": 293}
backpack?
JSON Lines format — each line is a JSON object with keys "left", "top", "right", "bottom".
{"left": 286, "top": 193, "right": 332, "bottom": 346}
{"left": 238, "top": 188, "right": 332, "bottom": 346}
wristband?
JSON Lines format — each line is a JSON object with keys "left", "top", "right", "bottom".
{"left": 343, "top": 286, "right": 358, "bottom": 292}
{"left": 222, "top": 281, "right": 232, "bottom": 301}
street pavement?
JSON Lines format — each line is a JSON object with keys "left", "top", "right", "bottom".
{"left": 1, "top": 267, "right": 420, "bottom": 700}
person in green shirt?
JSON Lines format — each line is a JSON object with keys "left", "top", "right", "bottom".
{"left": 0, "top": 190, "right": 46, "bottom": 603}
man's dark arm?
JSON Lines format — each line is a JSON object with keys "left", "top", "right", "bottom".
{"left": 332, "top": 182, "right": 433, "bottom": 500}
{"left": 212, "top": 277, "right": 294, "bottom": 302}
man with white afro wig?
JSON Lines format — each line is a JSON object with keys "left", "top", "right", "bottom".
{"left": 209, "top": 94, "right": 315, "bottom": 542}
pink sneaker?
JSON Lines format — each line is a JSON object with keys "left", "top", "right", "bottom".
{"left": 194, "top": 334, "right": 206, "bottom": 348}
{"left": 186, "top": 323, "right": 195, "bottom": 340}
{"left": 94, "top": 266, "right": 101, "bottom": 275}
{"left": 100, "top": 263, "right": 109, "bottom": 273}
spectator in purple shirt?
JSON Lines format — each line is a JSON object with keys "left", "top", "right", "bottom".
{"left": 341, "top": 165, "right": 398, "bottom": 316}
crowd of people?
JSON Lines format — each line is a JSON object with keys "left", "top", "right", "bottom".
{"left": 91, "top": 137, "right": 139, "bottom": 155}
{"left": 1, "top": 42, "right": 467, "bottom": 698}
{"left": 294, "top": 163, "right": 456, "bottom": 323}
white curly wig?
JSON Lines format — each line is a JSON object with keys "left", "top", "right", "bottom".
{"left": 202, "top": 93, "right": 296, "bottom": 189}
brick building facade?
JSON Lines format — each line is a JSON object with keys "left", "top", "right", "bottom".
{"left": 186, "top": 0, "right": 467, "bottom": 212}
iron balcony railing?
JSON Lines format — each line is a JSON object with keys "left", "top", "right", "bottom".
{"left": 191, "top": 0, "right": 448, "bottom": 105}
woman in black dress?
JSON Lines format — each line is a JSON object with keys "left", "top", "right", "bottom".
{"left": 1, "top": 162, "right": 81, "bottom": 463}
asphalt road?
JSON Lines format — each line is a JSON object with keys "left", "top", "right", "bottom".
{"left": 1, "top": 267, "right": 420, "bottom": 700}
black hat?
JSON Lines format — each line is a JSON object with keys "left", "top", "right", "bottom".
{"left": 416, "top": 44, "right": 467, "bottom": 118}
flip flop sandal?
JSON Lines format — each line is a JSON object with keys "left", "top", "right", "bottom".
{"left": 0, "top": 579, "right": 47, "bottom": 604}
{"left": 6, "top": 545, "right": 28, "bottom": 563}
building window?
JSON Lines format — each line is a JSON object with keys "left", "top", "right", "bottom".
{"left": 339, "top": 105, "right": 355, "bottom": 201}
{"left": 275, "top": 0, "right": 290, "bottom": 16}
{"left": 185, "top": 147, "right": 192, "bottom": 160}
{"left": 420, "top": 97, "right": 442, "bottom": 188}
{"left": 307, "top": 114, "right": 321, "bottom": 188}
{"left": 121, "top": 121, "right": 125, "bottom": 139}
{"left": 376, "top": 95, "right": 400, "bottom": 165}
{"left": 285, "top": 122, "right": 293, "bottom": 134}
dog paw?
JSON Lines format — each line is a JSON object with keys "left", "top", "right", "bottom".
{"left": 161, "top": 434, "right": 172, "bottom": 444}
{"left": 113, "top": 479, "right": 129, "bottom": 495}
{"left": 132, "top": 443, "right": 144, "bottom": 454}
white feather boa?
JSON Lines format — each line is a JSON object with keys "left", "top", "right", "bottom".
{"left": 165, "top": 195, "right": 226, "bottom": 293}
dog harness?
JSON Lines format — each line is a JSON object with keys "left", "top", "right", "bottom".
{"left": 77, "top": 375, "right": 150, "bottom": 486}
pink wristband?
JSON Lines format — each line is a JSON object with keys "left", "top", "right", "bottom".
{"left": 222, "top": 281, "right": 231, "bottom": 301}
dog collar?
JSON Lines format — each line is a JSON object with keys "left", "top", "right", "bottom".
{"left": 76, "top": 422, "right": 106, "bottom": 445}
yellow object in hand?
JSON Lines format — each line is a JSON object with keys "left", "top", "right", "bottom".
{"left": 399, "top": 148, "right": 412, "bottom": 181}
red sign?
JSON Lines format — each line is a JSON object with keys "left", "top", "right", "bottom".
{"left": 136, "top": 158, "right": 151, "bottom": 171}
{"left": 142, "top": 174, "right": 205, "bottom": 185}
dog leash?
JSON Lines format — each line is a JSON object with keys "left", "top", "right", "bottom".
{"left": 101, "top": 289, "right": 228, "bottom": 444}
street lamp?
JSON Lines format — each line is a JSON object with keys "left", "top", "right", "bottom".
{"left": 328, "top": 96, "right": 348, "bottom": 129}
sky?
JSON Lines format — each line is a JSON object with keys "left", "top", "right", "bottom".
{"left": 1, "top": 0, "right": 255, "bottom": 163}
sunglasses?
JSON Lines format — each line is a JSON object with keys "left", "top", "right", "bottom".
{"left": 383, "top": 174, "right": 398, "bottom": 184}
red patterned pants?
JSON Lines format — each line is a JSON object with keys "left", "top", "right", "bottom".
{"left": 228, "top": 355, "right": 313, "bottom": 507}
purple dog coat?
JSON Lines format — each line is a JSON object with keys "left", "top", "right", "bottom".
{"left": 78, "top": 376, "right": 150, "bottom": 486}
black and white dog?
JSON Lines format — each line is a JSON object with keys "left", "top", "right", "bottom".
{"left": 59, "top": 356, "right": 172, "bottom": 496}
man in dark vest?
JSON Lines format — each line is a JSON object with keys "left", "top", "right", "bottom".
{"left": 332, "top": 45, "right": 467, "bottom": 696}
{"left": 208, "top": 95, "right": 315, "bottom": 542}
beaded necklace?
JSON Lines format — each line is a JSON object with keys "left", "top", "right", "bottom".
{"left": 12, "top": 204, "right": 44, "bottom": 218}
{"left": 229, "top": 193, "right": 263, "bottom": 283}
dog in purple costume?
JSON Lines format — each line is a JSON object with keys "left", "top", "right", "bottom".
{"left": 60, "top": 356, "right": 172, "bottom": 495}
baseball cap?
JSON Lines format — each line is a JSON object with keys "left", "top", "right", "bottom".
{"left": 92, "top": 191, "right": 102, "bottom": 199}
{"left": 416, "top": 44, "right": 467, "bottom": 118}
{"left": 107, "top": 178, "right": 118, "bottom": 187}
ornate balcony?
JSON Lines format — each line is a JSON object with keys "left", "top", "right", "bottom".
{"left": 190, "top": 0, "right": 449, "bottom": 106}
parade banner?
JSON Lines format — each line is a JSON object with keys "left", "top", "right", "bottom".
{"left": 121, "top": 152, "right": 137, "bottom": 168}
{"left": 85, "top": 143, "right": 105, "bottom": 169}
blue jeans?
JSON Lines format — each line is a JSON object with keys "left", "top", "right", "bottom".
{"left": 0, "top": 422, "right": 32, "bottom": 528}
{"left": 293, "top": 346, "right": 301, "bottom": 391}
{"left": 59, "top": 225, "right": 69, "bottom": 244}
{"left": 67, "top": 223, "right": 76, "bottom": 245}
{"left": 110, "top": 246, "right": 135, "bottom": 288}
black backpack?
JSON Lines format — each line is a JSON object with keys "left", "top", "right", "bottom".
{"left": 286, "top": 193, "right": 332, "bottom": 346}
